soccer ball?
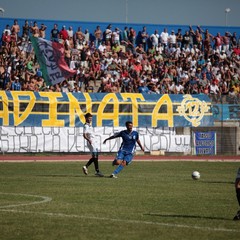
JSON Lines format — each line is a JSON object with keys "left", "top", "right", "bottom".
{"left": 192, "top": 171, "right": 200, "bottom": 180}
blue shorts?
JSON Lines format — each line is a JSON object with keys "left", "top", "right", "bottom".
{"left": 116, "top": 150, "right": 133, "bottom": 165}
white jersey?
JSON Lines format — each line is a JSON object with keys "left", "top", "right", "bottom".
{"left": 84, "top": 123, "right": 98, "bottom": 152}
{"left": 84, "top": 123, "right": 95, "bottom": 141}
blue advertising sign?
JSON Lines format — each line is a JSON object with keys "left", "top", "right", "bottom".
{"left": 194, "top": 131, "right": 216, "bottom": 155}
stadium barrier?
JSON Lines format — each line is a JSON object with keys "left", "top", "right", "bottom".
{"left": 0, "top": 92, "right": 239, "bottom": 156}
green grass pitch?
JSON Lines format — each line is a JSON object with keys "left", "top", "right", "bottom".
{"left": 0, "top": 161, "right": 239, "bottom": 240}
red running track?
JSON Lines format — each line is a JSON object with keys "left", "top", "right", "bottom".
{"left": 0, "top": 154, "right": 239, "bottom": 162}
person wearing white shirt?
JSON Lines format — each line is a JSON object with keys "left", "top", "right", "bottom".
{"left": 168, "top": 81, "right": 175, "bottom": 93}
{"left": 174, "top": 44, "right": 181, "bottom": 58}
{"left": 104, "top": 24, "right": 112, "bottom": 42}
{"left": 210, "top": 81, "right": 219, "bottom": 94}
{"left": 182, "top": 44, "right": 191, "bottom": 53}
{"left": 82, "top": 113, "right": 104, "bottom": 177}
{"left": 150, "top": 30, "right": 159, "bottom": 47}
{"left": 168, "top": 30, "right": 176, "bottom": 46}
{"left": 67, "top": 26, "right": 74, "bottom": 38}
{"left": 98, "top": 41, "right": 106, "bottom": 53}
{"left": 112, "top": 28, "right": 121, "bottom": 45}
{"left": 219, "top": 50, "right": 227, "bottom": 60}
{"left": 191, "top": 45, "right": 200, "bottom": 55}
{"left": 175, "top": 81, "right": 185, "bottom": 94}
{"left": 3, "top": 24, "right": 11, "bottom": 35}
{"left": 160, "top": 28, "right": 169, "bottom": 48}
{"left": 156, "top": 42, "right": 164, "bottom": 54}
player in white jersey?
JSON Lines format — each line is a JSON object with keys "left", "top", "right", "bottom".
{"left": 82, "top": 113, "right": 104, "bottom": 177}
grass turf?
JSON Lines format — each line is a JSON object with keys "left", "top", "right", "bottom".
{"left": 0, "top": 161, "right": 239, "bottom": 240}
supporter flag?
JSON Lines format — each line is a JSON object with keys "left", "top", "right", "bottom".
{"left": 30, "top": 37, "right": 76, "bottom": 86}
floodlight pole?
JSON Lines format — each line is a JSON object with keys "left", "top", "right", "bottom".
{"left": 225, "top": 8, "right": 231, "bottom": 27}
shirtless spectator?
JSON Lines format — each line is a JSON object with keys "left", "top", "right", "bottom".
{"left": 30, "top": 21, "right": 39, "bottom": 37}
{"left": 39, "top": 23, "right": 47, "bottom": 38}
{"left": 222, "top": 32, "right": 230, "bottom": 52}
{"left": 94, "top": 25, "right": 102, "bottom": 48}
{"left": 64, "top": 43, "right": 72, "bottom": 67}
{"left": 11, "top": 19, "right": 20, "bottom": 39}
{"left": 109, "top": 81, "right": 120, "bottom": 93}
{"left": 198, "top": 26, "right": 213, "bottom": 52}
{"left": 213, "top": 32, "right": 223, "bottom": 52}
{"left": 74, "top": 27, "right": 85, "bottom": 49}
{"left": 135, "top": 43, "right": 144, "bottom": 55}
{"left": 189, "top": 26, "right": 203, "bottom": 50}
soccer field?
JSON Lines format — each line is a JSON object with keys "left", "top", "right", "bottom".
{"left": 0, "top": 161, "right": 239, "bottom": 240}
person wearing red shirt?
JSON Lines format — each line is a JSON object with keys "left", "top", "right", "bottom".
{"left": 91, "top": 60, "right": 102, "bottom": 83}
{"left": 233, "top": 45, "right": 240, "bottom": 56}
{"left": 133, "top": 60, "right": 142, "bottom": 73}
{"left": 2, "top": 31, "right": 11, "bottom": 47}
{"left": 59, "top": 25, "right": 69, "bottom": 41}
{"left": 121, "top": 66, "right": 129, "bottom": 79}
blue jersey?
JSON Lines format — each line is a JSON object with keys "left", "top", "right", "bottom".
{"left": 115, "top": 130, "right": 139, "bottom": 153}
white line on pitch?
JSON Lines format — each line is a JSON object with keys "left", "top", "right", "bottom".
{"left": 0, "top": 192, "right": 52, "bottom": 208}
{"left": 0, "top": 208, "right": 238, "bottom": 233}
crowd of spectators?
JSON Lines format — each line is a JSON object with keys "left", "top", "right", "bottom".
{"left": 0, "top": 19, "right": 240, "bottom": 103}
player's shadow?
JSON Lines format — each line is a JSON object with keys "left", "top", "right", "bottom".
{"left": 36, "top": 174, "right": 107, "bottom": 178}
{"left": 36, "top": 174, "right": 81, "bottom": 177}
{"left": 144, "top": 213, "right": 230, "bottom": 221}
{"left": 201, "top": 181, "right": 234, "bottom": 185}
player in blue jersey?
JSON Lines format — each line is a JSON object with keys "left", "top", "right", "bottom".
{"left": 103, "top": 121, "right": 144, "bottom": 178}
{"left": 233, "top": 168, "right": 240, "bottom": 220}
{"left": 82, "top": 113, "right": 104, "bottom": 177}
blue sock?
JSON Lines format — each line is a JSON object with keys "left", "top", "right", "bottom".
{"left": 113, "top": 165, "right": 124, "bottom": 175}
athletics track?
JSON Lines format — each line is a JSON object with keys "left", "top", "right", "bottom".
{"left": 0, "top": 154, "right": 239, "bottom": 162}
